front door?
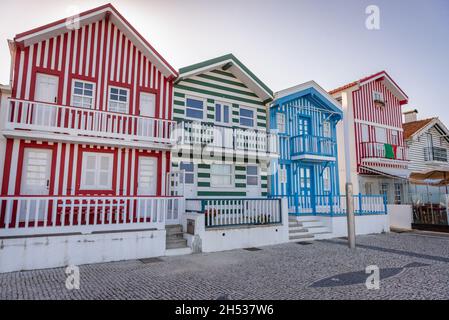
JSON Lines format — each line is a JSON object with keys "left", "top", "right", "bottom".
{"left": 137, "top": 156, "right": 158, "bottom": 223}
{"left": 20, "top": 148, "right": 52, "bottom": 222}
{"left": 297, "top": 116, "right": 310, "bottom": 152}
{"left": 137, "top": 92, "right": 156, "bottom": 137}
{"left": 34, "top": 73, "right": 59, "bottom": 127}
{"left": 299, "top": 166, "right": 314, "bottom": 213}
{"left": 246, "top": 165, "right": 260, "bottom": 197}
{"left": 180, "top": 162, "right": 196, "bottom": 198}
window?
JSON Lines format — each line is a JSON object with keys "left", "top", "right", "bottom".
{"left": 108, "top": 87, "right": 129, "bottom": 113}
{"left": 394, "top": 183, "right": 403, "bottom": 204}
{"left": 361, "top": 124, "right": 369, "bottom": 142}
{"left": 180, "top": 162, "right": 194, "bottom": 185}
{"left": 246, "top": 165, "right": 259, "bottom": 186}
{"left": 323, "top": 121, "right": 331, "bottom": 137}
{"left": 323, "top": 167, "right": 331, "bottom": 192}
{"left": 373, "top": 91, "right": 384, "bottom": 103}
{"left": 72, "top": 80, "right": 94, "bottom": 109}
{"left": 279, "top": 167, "right": 287, "bottom": 184}
{"left": 364, "top": 182, "right": 373, "bottom": 195}
{"left": 375, "top": 127, "right": 387, "bottom": 143}
{"left": 81, "top": 152, "right": 113, "bottom": 190}
{"left": 239, "top": 107, "right": 254, "bottom": 127}
{"left": 391, "top": 130, "right": 399, "bottom": 145}
{"left": 186, "top": 97, "right": 204, "bottom": 120}
{"left": 215, "top": 103, "right": 230, "bottom": 124}
{"left": 277, "top": 113, "right": 286, "bottom": 133}
{"left": 211, "top": 164, "right": 232, "bottom": 187}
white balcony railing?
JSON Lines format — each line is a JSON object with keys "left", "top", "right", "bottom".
{"left": 4, "top": 99, "right": 176, "bottom": 144}
{"left": 0, "top": 196, "right": 184, "bottom": 237}
{"left": 175, "top": 121, "right": 278, "bottom": 154}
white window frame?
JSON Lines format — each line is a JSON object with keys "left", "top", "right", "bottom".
{"left": 391, "top": 130, "right": 399, "bottom": 145}
{"left": 375, "top": 127, "right": 387, "bottom": 144}
{"left": 139, "top": 91, "right": 157, "bottom": 117}
{"left": 239, "top": 106, "right": 255, "bottom": 128}
{"left": 361, "top": 124, "right": 369, "bottom": 142}
{"left": 214, "top": 102, "right": 231, "bottom": 125}
{"left": 277, "top": 112, "right": 286, "bottom": 133}
{"left": 394, "top": 183, "right": 403, "bottom": 204}
{"left": 210, "top": 164, "right": 233, "bottom": 188}
{"left": 71, "top": 79, "right": 95, "bottom": 109}
{"left": 80, "top": 152, "right": 114, "bottom": 190}
{"left": 108, "top": 86, "right": 129, "bottom": 114}
{"left": 323, "top": 121, "right": 331, "bottom": 137}
{"left": 180, "top": 162, "right": 195, "bottom": 185}
{"left": 246, "top": 165, "right": 259, "bottom": 186}
{"left": 185, "top": 95, "right": 206, "bottom": 121}
{"left": 280, "top": 167, "right": 287, "bottom": 184}
{"left": 373, "top": 91, "right": 384, "bottom": 103}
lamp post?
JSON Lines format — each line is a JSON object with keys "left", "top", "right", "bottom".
{"left": 342, "top": 93, "right": 356, "bottom": 249}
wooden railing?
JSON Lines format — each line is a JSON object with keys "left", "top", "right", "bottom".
{"left": 5, "top": 99, "right": 176, "bottom": 144}
{"left": 186, "top": 198, "right": 282, "bottom": 228}
{"left": 175, "top": 121, "right": 278, "bottom": 154}
{"left": 360, "top": 142, "right": 408, "bottom": 161}
{"left": 0, "top": 196, "right": 184, "bottom": 237}
{"left": 290, "top": 134, "right": 335, "bottom": 157}
{"left": 281, "top": 194, "right": 387, "bottom": 216}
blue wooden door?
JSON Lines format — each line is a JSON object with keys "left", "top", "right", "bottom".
{"left": 299, "top": 165, "right": 314, "bottom": 214}
{"left": 297, "top": 116, "right": 310, "bottom": 153}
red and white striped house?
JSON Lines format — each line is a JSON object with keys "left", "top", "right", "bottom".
{"left": 330, "top": 71, "right": 410, "bottom": 205}
{"left": 0, "top": 4, "right": 186, "bottom": 245}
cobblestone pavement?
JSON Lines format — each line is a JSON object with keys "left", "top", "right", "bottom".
{"left": 1, "top": 232, "right": 449, "bottom": 300}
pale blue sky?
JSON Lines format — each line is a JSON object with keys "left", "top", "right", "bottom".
{"left": 1, "top": 0, "right": 448, "bottom": 123}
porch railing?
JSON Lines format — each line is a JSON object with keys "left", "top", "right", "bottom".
{"left": 175, "top": 121, "right": 278, "bottom": 154}
{"left": 5, "top": 99, "right": 176, "bottom": 144}
{"left": 186, "top": 198, "right": 282, "bottom": 228}
{"left": 281, "top": 194, "right": 387, "bottom": 216}
{"left": 360, "top": 142, "right": 408, "bottom": 161}
{"left": 290, "top": 134, "right": 335, "bottom": 157}
{"left": 0, "top": 196, "right": 184, "bottom": 237}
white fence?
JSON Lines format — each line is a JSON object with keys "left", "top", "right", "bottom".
{"left": 6, "top": 99, "right": 176, "bottom": 144}
{"left": 187, "top": 198, "right": 282, "bottom": 228}
{"left": 0, "top": 196, "right": 184, "bottom": 237}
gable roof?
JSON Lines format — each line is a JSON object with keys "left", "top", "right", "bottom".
{"left": 176, "top": 54, "right": 273, "bottom": 103}
{"left": 329, "top": 71, "right": 408, "bottom": 104}
{"left": 272, "top": 80, "right": 343, "bottom": 119}
{"left": 403, "top": 117, "right": 449, "bottom": 142}
{"left": 13, "top": 3, "right": 178, "bottom": 79}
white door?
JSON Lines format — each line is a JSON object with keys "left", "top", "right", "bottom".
{"left": 180, "top": 162, "right": 196, "bottom": 198}
{"left": 137, "top": 156, "right": 158, "bottom": 223}
{"left": 20, "top": 148, "right": 52, "bottom": 222}
{"left": 246, "top": 165, "right": 260, "bottom": 197}
{"left": 34, "top": 73, "right": 59, "bottom": 127}
{"left": 138, "top": 92, "right": 156, "bottom": 137}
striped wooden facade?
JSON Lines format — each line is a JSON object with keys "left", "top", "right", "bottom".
{"left": 1, "top": 5, "right": 176, "bottom": 198}
{"left": 269, "top": 83, "right": 343, "bottom": 213}
{"left": 172, "top": 55, "right": 273, "bottom": 198}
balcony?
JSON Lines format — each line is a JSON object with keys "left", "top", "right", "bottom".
{"left": 360, "top": 142, "right": 408, "bottom": 162}
{"left": 174, "top": 121, "right": 278, "bottom": 157}
{"left": 3, "top": 99, "right": 176, "bottom": 148}
{"left": 424, "top": 147, "right": 448, "bottom": 163}
{"left": 290, "top": 134, "right": 336, "bottom": 161}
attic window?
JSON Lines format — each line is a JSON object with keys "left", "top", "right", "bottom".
{"left": 373, "top": 91, "right": 385, "bottom": 107}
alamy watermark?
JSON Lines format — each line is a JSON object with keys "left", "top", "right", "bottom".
{"left": 365, "top": 265, "right": 380, "bottom": 290}
{"left": 65, "top": 265, "right": 80, "bottom": 290}
{"left": 365, "top": 5, "right": 380, "bottom": 30}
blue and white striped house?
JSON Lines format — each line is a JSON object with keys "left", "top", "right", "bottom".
{"left": 269, "top": 81, "right": 344, "bottom": 216}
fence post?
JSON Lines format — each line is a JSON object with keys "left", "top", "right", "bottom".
{"left": 358, "top": 193, "right": 363, "bottom": 215}
{"left": 383, "top": 194, "right": 388, "bottom": 215}
{"left": 329, "top": 193, "right": 334, "bottom": 217}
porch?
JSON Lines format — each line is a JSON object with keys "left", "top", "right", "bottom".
{"left": 290, "top": 134, "right": 336, "bottom": 161}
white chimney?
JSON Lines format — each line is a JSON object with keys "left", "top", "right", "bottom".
{"left": 403, "top": 109, "right": 418, "bottom": 123}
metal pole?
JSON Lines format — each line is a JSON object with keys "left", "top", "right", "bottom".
{"left": 342, "top": 93, "right": 356, "bottom": 249}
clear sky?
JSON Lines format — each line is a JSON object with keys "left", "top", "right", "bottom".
{"left": 1, "top": 0, "right": 448, "bottom": 123}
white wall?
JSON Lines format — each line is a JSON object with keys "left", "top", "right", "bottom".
{"left": 0, "top": 230, "right": 166, "bottom": 273}
{"left": 317, "top": 214, "right": 390, "bottom": 238}
{"left": 388, "top": 204, "right": 412, "bottom": 230}
{"left": 182, "top": 198, "right": 289, "bottom": 252}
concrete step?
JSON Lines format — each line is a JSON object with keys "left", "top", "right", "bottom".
{"left": 166, "top": 224, "right": 183, "bottom": 234}
{"left": 165, "top": 247, "right": 192, "bottom": 256}
{"left": 288, "top": 222, "right": 304, "bottom": 228}
{"left": 166, "top": 231, "right": 184, "bottom": 239}
{"left": 295, "top": 216, "right": 320, "bottom": 223}
{"left": 166, "top": 238, "right": 188, "bottom": 249}
{"left": 289, "top": 227, "right": 308, "bottom": 234}
{"left": 289, "top": 233, "right": 314, "bottom": 241}
{"left": 304, "top": 226, "right": 330, "bottom": 234}
{"left": 302, "top": 221, "right": 323, "bottom": 228}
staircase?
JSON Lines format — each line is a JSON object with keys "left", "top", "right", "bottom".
{"left": 288, "top": 216, "right": 333, "bottom": 241}
{"left": 165, "top": 224, "right": 192, "bottom": 256}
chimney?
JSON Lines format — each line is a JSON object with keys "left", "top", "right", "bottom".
{"left": 403, "top": 109, "right": 418, "bottom": 123}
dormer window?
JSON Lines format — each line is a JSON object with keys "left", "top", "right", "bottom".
{"left": 373, "top": 91, "right": 385, "bottom": 107}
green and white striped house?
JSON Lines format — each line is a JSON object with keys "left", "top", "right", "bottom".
{"left": 170, "top": 54, "right": 278, "bottom": 198}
